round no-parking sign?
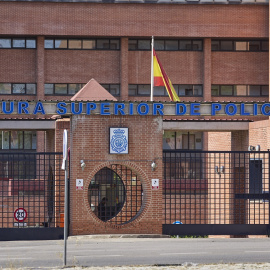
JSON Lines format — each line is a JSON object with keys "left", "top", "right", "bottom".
{"left": 14, "top": 208, "right": 27, "bottom": 222}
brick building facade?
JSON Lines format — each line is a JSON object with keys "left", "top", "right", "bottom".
{"left": 0, "top": 0, "right": 269, "bottom": 238}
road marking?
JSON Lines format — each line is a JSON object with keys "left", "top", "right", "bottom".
{"left": 160, "top": 252, "right": 208, "bottom": 256}
{"left": 0, "top": 257, "right": 33, "bottom": 260}
{"left": 75, "top": 255, "right": 123, "bottom": 257}
{"left": 245, "top": 251, "right": 270, "bottom": 253}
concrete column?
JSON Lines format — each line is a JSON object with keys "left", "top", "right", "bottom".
{"left": 36, "top": 36, "right": 45, "bottom": 100}
{"left": 203, "top": 38, "right": 212, "bottom": 101}
{"left": 120, "top": 37, "right": 129, "bottom": 100}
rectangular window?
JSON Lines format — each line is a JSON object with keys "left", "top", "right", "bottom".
{"left": 130, "top": 84, "right": 203, "bottom": 97}
{"left": 179, "top": 40, "right": 192, "bottom": 50}
{"left": 13, "top": 39, "right": 26, "bottom": 48}
{"left": 128, "top": 85, "right": 137, "bottom": 96}
{"left": 138, "top": 85, "right": 150, "bottom": 95}
{"left": 55, "top": 84, "right": 68, "bottom": 95}
{"left": 212, "top": 39, "right": 268, "bottom": 52}
{"left": 45, "top": 39, "right": 54, "bottom": 49}
{"left": 55, "top": 39, "right": 67, "bottom": 49}
{"left": 45, "top": 38, "right": 119, "bottom": 50}
{"left": 0, "top": 38, "right": 36, "bottom": 49}
{"left": 82, "top": 40, "right": 95, "bottom": 49}
{"left": 248, "top": 85, "right": 260, "bottom": 96}
{"left": 235, "top": 41, "right": 248, "bottom": 51}
{"left": 261, "top": 85, "right": 268, "bottom": 96}
{"left": 163, "top": 131, "right": 203, "bottom": 150}
{"left": 165, "top": 40, "right": 178, "bottom": 51}
{"left": 262, "top": 41, "right": 269, "bottom": 51}
{"left": 44, "top": 84, "right": 54, "bottom": 95}
{"left": 0, "top": 83, "right": 36, "bottom": 95}
{"left": 155, "top": 40, "right": 165, "bottom": 51}
{"left": 0, "top": 39, "right": 11, "bottom": 48}
{"left": 211, "top": 41, "right": 219, "bottom": 51}
{"left": 129, "top": 39, "right": 202, "bottom": 51}
{"left": 234, "top": 85, "right": 247, "bottom": 96}
{"left": 24, "top": 131, "right": 32, "bottom": 150}
{"left": 13, "top": 84, "right": 26, "bottom": 94}
{"left": 212, "top": 85, "right": 268, "bottom": 97}
{"left": 138, "top": 40, "right": 151, "bottom": 50}
{"left": 26, "top": 84, "right": 36, "bottom": 94}
{"left": 96, "top": 39, "right": 110, "bottom": 49}
{"left": 68, "top": 84, "right": 82, "bottom": 95}
{"left": 0, "top": 131, "right": 36, "bottom": 150}
{"left": 220, "top": 41, "right": 233, "bottom": 51}
{"left": 26, "top": 39, "right": 36, "bottom": 49}
{"left": 3, "top": 131, "right": 9, "bottom": 149}
{"left": 211, "top": 85, "right": 219, "bottom": 96}
{"left": 154, "top": 86, "right": 166, "bottom": 96}
{"left": 108, "top": 84, "right": 120, "bottom": 96}
{"left": 249, "top": 41, "right": 260, "bottom": 51}
{"left": 0, "top": 83, "right": 11, "bottom": 94}
{"left": 110, "top": 40, "right": 120, "bottom": 50}
{"left": 69, "top": 40, "right": 82, "bottom": 49}
{"left": 220, "top": 85, "right": 233, "bottom": 95}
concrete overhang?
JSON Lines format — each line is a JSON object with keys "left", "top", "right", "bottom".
{"left": 0, "top": 120, "right": 56, "bottom": 130}
{"left": 163, "top": 121, "right": 250, "bottom": 131}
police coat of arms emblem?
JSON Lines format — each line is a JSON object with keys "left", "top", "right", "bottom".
{"left": 110, "top": 128, "right": 128, "bottom": 154}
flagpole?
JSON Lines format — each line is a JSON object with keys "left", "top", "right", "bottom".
{"left": 150, "top": 36, "right": 154, "bottom": 102}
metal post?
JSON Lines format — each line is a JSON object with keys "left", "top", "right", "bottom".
{"left": 63, "top": 158, "right": 68, "bottom": 266}
{"left": 62, "top": 129, "right": 68, "bottom": 266}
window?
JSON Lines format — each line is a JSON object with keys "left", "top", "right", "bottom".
{"left": 45, "top": 38, "right": 120, "bottom": 50}
{"left": 163, "top": 131, "right": 203, "bottom": 150}
{"left": 44, "top": 83, "right": 120, "bottom": 96}
{"left": 45, "top": 83, "right": 84, "bottom": 95}
{"left": 212, "top": 85, "right": 268, "bottom": 97}
{"left": 0, "top": 83, "right": 36, "bottom": 95}
{"left": 129, "top": 39, "right": 203, "bottom": 51}
{"left": 101, "top": 84, "right": 120, "bottom": 96}
{"left": 0, "top": 38, "right": 36, "bottom": 49}
{"left": 0, "top": 131, "right": 36, "bottom": 150}
{"left": 129, "top": 84, "right": 203, "bottom": 97}
{"left": 212, "top": 40, "right": 268, "bottom": 52}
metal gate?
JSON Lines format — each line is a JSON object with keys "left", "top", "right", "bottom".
{"left": 0, "top": 152, "right": 65, "bottom": 240}
{"left": 163, "top": 150, "right": 270, "bottom": 236}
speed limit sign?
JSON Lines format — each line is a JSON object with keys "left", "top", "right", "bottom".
{"left": 14, "top": 208, "right": 27, "bottom": 222}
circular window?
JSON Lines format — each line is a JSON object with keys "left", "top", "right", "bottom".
{"left": 88, "top": 165, "right": 143, "bottom": 225}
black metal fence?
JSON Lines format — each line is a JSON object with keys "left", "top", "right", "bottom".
{"left": 0, "top": 152, "right": 64, "bottom": 240}
{"left": 163, "top": 150, "right": 270, "bottom": 236}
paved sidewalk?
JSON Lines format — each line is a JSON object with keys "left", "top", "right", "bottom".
{"left": 2, "top": 263, "right": 270, "bottom": 270}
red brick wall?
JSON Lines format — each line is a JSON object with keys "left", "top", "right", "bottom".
{"left": 68, "top": 115, "right": 163, "bottom": 235}
{"left": 0, "top": 3, "right": 267, "bottom": 38}
{"left": 212, "top": 52, "right": 268, "bottom": 85}
{"left": 0, "top": 50, "right": 36, "bottom": 82}
{"left": 44, "top": 51, "right": 120, "bottom": 84}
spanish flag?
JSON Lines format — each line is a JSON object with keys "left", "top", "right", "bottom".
{"left": 153, "top": 49, "right": 180, "bottom": 102}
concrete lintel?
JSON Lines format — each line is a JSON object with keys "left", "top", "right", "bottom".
{"left": 0, "top": 120, "right": 56, "bottom": 130}
{"left": 163, "top": 121, "right": 249, "bottom": 131}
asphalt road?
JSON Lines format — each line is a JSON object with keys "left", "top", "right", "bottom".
{"left": 0, "top": 237, "right": 270, "bottom": 269}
